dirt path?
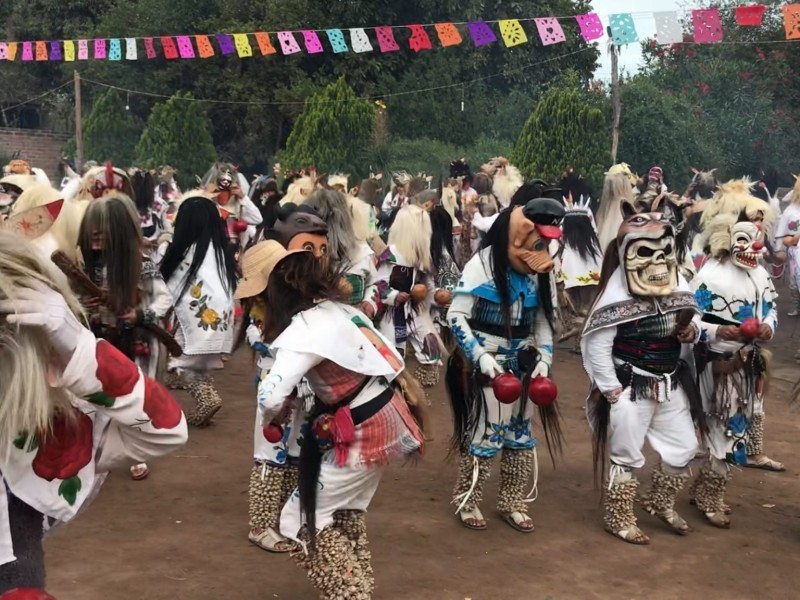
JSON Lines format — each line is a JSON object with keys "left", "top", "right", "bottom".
{"left": 47, "top": 292, "right": 800, "bottom": 600}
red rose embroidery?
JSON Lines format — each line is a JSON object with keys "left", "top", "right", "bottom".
{"left": 143, "top": 378, "right": 183, "bottom": 430}
{"left": 32, "top": 409, "right": 93, "bottom": 496}
{"left": 95, "top": 340, "right": 139, "bottom": 398}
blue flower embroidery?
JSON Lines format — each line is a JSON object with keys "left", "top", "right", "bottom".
{"left": 488, "top": 421, "right": 508, "bottom": 444}
{"left": 508, "top": 414, "right": 531, "bottom": 440}
{"left": 694, "top": 286, "right": 712, "bottom": 311}
{"left": 737, "top": 303, "right": 754, "bottom": 321}
{"left": 761, "top": 301, "right": 773, "bottom": 320}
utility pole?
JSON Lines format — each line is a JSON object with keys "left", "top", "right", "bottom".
{"left": 608, "top": 27, "right": 621, "bottom": 165}
{"left": 74, "top": 70, "right": 83, "bottom": 169}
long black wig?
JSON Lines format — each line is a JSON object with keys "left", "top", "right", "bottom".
{"left": 562, "top": 212, "right": 602, "bottom": 263}
{"left": 430, "top": 205, "right": 456, "bottom": 274}
{"left": 160, "top": 197, "right": 238, "bottom": 302}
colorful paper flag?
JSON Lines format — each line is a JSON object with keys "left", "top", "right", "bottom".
{"left": 161, "top": 37, "right": 179, "bottom": 59}
{"left": 233, "top": 33, "right": 253, "bottom": 57}
{"left": 253, "top": 32, "right": 276, "bottom": 55}
{"left": 576, "top": 13, "right": 604, "bottom": 42}
{"left": 534, "top": 17, "right": 565, "bottom": 46}
{"left": 499, "top": 19, "right": 528, "bottom": 47}
{"left": 21, "top": 42, "right": 33, "bottom": 61}
{"left": 217, "top": 34, "right": 235, "bottom": 55}
{"left": 64, "top": 40, "right": 75, "bottom": 62}
{"left": 94, "top": 38, "right": 107, "bottom": 59}
{"left": 50, "top": 41, "right": 62, "bottom": 61}
{"left": 7, "top": 43, "right": 18, "bottom": 61}
{"left": 176, "top": 36, "right": 195, "bottom": 59}
{"left": 78, "top": 40, "right": 89, "bottom": 60}
{"left": 277, "top": 31, "right": 301, "bottom": 55}
{"left": 108, "top": 38, "right": 121, "bottom": 61}
{"left": 783, "top": 4, "right": 800, "bottom": 40}
{"left": 468, "top": 21, "right": 497, "bottom": 47}
{"left": 0, "top": 43, "right": 8, "bottom": 61}
{"left": 736, "top": 5, "right": 766, "bottom": 27}
{"left": 125, "top": 38, "right": 137, "bottom": 60}
{"left": 408, "top": 25, "right": 432, "bottom": 52}
{"left": 692, "top": 8, "right": 723, "bottom": 44}
{"left": 326, "top": 29, "right": 349, "bottom": 53}
{"left": 144, "top": 38, "right": 156, "bottom": 59}
{"left": 374, "top": 26, "right": 399, "bottom": 52}
{"left": 196, "top": 35, "right": 215, "bottom": 58}
{"left": 350, "top": 28, "right": 373, "bottom": 53}
{"left": 302, "top": 30, "right": 323, "bottom": 54}
{"left": 435, "top": 23, "right": 462, "bottom": 47}
{"left": 654, "top": 11, "right": 683, "bottom": 45}
{"left": 35, "top": 41, "right": 48, "bottom": 61}
{"left": 609, "top": 13, "right": 638, "bottom": 45}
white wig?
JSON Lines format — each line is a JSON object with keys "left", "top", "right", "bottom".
{"left": 388, "top": 204, "right": 432, "bottom": 272}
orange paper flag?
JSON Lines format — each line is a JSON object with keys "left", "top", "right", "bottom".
{"left": 783, "top": 4, "right": 800, "bottom": 39}
{"left": 195, "top": 34, "right": 215, "bottom": 58}
{"left": 7, "top": 42, "right": 18, "bottom": 61}
{"left": 254, "top": 32, "right": 277, "bottom": 55}
{"left": 435, "top": 23, "right": 462, "bottom": 47}
{"left": 35, "top": 41, "right": 48, "bottom": 61}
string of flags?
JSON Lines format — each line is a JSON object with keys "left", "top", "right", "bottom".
{"left": 1, "top": 4, "right": 800, "bottom": 63}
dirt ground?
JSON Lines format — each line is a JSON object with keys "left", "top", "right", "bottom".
{"left": 47, "top": 287, "right": 800, "bottom": 600}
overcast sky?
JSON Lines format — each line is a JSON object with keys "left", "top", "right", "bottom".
{"left": 591, "top": 0, "right": 682, "bottom": 79}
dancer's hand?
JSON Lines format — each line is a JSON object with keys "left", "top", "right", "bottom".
{"left": 0, "top": 280, "right": 84, "bottom": 362}
{"left": 757, "top": 323, "right": 773, "bottom": 341}
{"left": 359, "top": 301, "right": 376, "bottom": 318}
{"left": 395, "top": 292, "right": 410, "bottom": 305}
{"left": 717, "top": 325, "right": 743, "bottom": 342}
{"left": 478, "top": 354, "right": 504, "bottom": 378}
{"left": 675, "top": 323, "right": 698, "bottom": 343}
{"left": 532, "top": 361, "right": 549, "bottom": 378}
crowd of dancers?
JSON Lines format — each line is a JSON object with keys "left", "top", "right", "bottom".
{"left": 0, "top": 153, "right": 796, "bottom": 599}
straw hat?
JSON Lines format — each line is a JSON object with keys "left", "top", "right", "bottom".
{"left": 234, "top": 240, "right": 306, "bottom": 300}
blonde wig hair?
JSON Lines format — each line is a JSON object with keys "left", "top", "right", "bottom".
{"left": 596, "top": 173, "right": 635, "bottom": 251}
{"left": 792, "top": 175, "right": 800, "bottom": 204}
{"left": 280, "top": 176, "right": 315, "bottom": 206}
{"left": 441, "top": 186, "right": 460, "bottom": 227}
{"left": 492, "top": 164, "right": 523, "bottom": 208}
{"left": 388, "top": 204, "right": 432, "bottom": 272}
{"left": 0, "top": 231, "right": 84, "bottom": 452}
{"left": 698, "top": 178, "right": 777, "bottom": 256}
{"left": 346, "top": 195, "right": 373, "bottom": 243}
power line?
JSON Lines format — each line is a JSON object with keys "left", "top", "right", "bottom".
{"left": 0, "top": 80, "right": 72, "bottom": 111}
{"left": 78, "top": 46, "right": 596, "bottom": 106}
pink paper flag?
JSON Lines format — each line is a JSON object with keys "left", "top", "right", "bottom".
{"left": 534, "top": 17, "right": 565, "bottom": 46}
{"left": 94, "top": 38, "right": 107, "bottom": 59}
{"left": 22, "top": 42, "right": 33, "bottom": 61}
{"left": 78, "top": 40, "right": 89, "bottom": 60}
{"left": 302, "top": 30, "right": 323, "bottom": 54}
{"left": 692, "top": 8, "right": 723, "bottom": 43}
{"left": 176, "top": 35, "right": 195, "bottom": 58}
{"left": 0, "top": 43, "right": 8, "bottom": 61}
{"left": 277, "top": 31, "right": 301, "bottom": 55}
{"left": 144, "top": 37, "right": 157, "bottom": 59}
{"left": 576, "top": 13, "right": 604, "bottom": 42}
{"left": 374, "top": 26, "right": 399, "bottom": 52}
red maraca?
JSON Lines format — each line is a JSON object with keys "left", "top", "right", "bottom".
{"left": 528, "top": 376, "right": 558, "bottom": 407}
{"left": 233, "top": 219, "right": 249, "bottom": 234}
{"left": 0, "top": 590, "right": 57, "bottom": 600}
{"left": 739, "top": 317, "right": 760, "bottom": 340}
{"left": 263, "top": 423, "right": 284, "bottom": 443}
{"left": 217, "top": 189, "right": 231, "bottom": 206}
{"left": 492, "top": 373, "right": 522, "bottom": 404}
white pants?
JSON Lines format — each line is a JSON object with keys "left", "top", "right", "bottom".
{"left": 609, "top": 387, "right": 698, "bottom": 470}
{"left": 279, "top": 457, "right": 383, "bottom": 542}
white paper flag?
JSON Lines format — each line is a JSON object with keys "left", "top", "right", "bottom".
{"left": 125, "top": 38, "right": 137, "bottom": 60}
{"left": 350, "top": 28, "right": 373, "bottom": 53}
{"left": 654, "top": 11, "right": 683, "bottom": 45}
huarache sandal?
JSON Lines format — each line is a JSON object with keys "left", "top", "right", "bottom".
{"left": 501, "top": 511, "right": 535, "bottom": 533}
{"left": 743, "top": 455, "right": 785, "bottom": 472}
{"left": 605, "top": 524, "right": 650, "bottom": 545}
{"left": 248, "top": 527, "right": 294, "bottom": 553}
{"left": 458, "top": 507, "right": 487, "bottom": 530}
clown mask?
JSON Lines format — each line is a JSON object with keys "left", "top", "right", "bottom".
{"left": 730, "top": 221, "right": 763, "bottom": 270}
{"left": 508, "top": 207, "right": 555, "bottom": 274}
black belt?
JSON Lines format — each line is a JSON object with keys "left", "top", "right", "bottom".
{"left": 467, "top": 319, "right": 530, "bottom": 339}
{"left": 351, "top": 386, "right": 393, "bottom": 424}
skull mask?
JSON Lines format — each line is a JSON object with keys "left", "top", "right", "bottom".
{"left": 617, "top": 206, "right": 677, "bottom": 297}
{"left": 730, "top": 221, "right": 763, "bottom": 270}
{"left": 217, "top": 169, "right": 234, "bottom": 191}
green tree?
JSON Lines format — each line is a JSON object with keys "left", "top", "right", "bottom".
{"left": 281, "top": 77, "right": 375, "bottom": 179}
{"left": 81, "top": 88, "right": 142, "bottom": 165}
{"left": 135, "top": 92, "right": 216, "bottom": 188}
{"left": 511, "top": 72, "right": 610, "bottom": 189}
